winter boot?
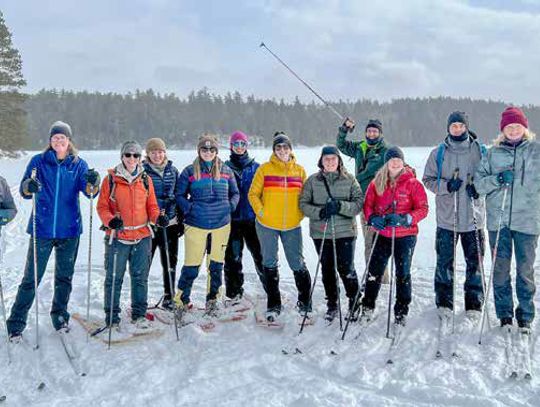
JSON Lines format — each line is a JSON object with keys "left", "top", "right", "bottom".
{"left": 8, "top": 332, "right": 22, "bottom": 344}
{"left": 266, "top": 308, "right": 280, "bottom": 323}
{"left": 264, "top": 267, "right": 281, "bottom": 311}
{"left": 205, "top": 299, "right": 220, "bottom": 318}
{"left": 224, "top": 293, "right": 243, "bottom": 308}
{"left": 293, "top": 267, "right": 312, "bottom": 310}
{"left": 161, "top": 298, "right": 174, "bottom": 311}
{"left": 394, "top": 314, "right": 407, "bottom": 326}
{"left": 132, "top": 317, "right": 152, "bottom": 330}
{"left": 359, "top": 307, "right": 374, "bottom": 325}
{"left": 325, "top": 306, "right": 338, "bottom": 323}
{"left": 518, "top": 320, "right": 531, "bottom": 329}
{"left": 500, "top": 317, "right": 513, "bottom": 327}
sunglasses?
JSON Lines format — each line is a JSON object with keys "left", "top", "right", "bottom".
{"left": 200, "top": 147, "right": 217, "bottom": 153}
{"left": 232, "top": 141, "right": 247, "bottom": 148}
{"left": 123, "top": 153, "right": 141, "bottom": 158}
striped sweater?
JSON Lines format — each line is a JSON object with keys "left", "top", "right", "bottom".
{"left": 248, "top": 153, "right": 306, "bottom": 230}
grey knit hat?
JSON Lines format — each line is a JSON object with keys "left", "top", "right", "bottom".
{"left": 49, "top": 121, "right": 72, "bottom": 139}
{"left": 120, "top": 140, "right": 142, "bottom": 158}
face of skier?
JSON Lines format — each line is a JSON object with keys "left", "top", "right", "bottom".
{"left": 148, "top": 149, "right": 166, "bottom": 166}
{"left": 199, "top": 147, "right": 217, "bottom": 162}
{"left": 50, "top": 133, "right": 70, "bottom": 158}
{"left": 449, "top": 122, "right": 467, "bottom": 137}
{"left": 503, "top": 123, "right": 526, "bottom": 142}
{"left": 122, "top": 151, "right": 141, "bottom": 172}
{"left": 388, "top": 158, "right": 404, "bottom": 177}
{"left": 231, "top": 141, "right": 247, "bottom": 155}
{"left": 274, "top": 143, "right": 291, "bottom": 162}
{"left": 322, "top": 154, "right": 339, "bottom": 172}
{"left": 365, "top": 127, "right": 380, "bottom": 141}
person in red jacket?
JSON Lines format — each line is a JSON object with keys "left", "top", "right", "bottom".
{"left": 361, "top": 146, "right": 428, "bottom": 326}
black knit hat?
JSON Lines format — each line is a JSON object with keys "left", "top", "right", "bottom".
{"left": 447, "top": 111, "right": 469, "bottom": 131}
{"left": 49, "top": 121, "right": 72, "bottom": 139}
{"left": 272, "top": 132, "right": 292, "bottom": 150}
{"left": 384, "top": 146, "right": 404, "bottom": 163}
{"left": 317, "top": 145, "right": 343, "bottom": 171}
{"left": 365, "top": 119, "right": 383, "bottom": 134}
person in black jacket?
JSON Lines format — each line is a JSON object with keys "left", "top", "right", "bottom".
{"left": 143, "top": 138, "right": 183, "bottom": 310}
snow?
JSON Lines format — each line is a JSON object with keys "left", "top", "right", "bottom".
{"left": 0, "top": 147, "right": 538, "bottom": 406}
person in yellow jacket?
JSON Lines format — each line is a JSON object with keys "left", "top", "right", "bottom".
{"left": 248, "top": 132, "right": 311, "bottom": 322}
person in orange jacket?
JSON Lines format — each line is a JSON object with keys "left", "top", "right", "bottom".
{"left": 97, "top": 141, "right": 163, "bottom": 329}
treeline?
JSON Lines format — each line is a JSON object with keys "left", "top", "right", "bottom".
{"left": 23, "top": 88, "right": 540, "bottom": 149}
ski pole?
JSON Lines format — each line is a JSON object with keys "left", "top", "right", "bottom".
{"left": 0, "top": 271, "right": 11, "bottom": 364}
{"left": 86, "top": 191, "right": 94, "bottom": 342}
{"left": 467, "top": 174, "right": 490, "bottom": 329}
{"left": 107, "top": 227, "right": 118, "bottom": 350}
{"left": 386, "top": 225, "right": 396, "bottom": 339}
{"left": 341, "top": 232, "right": 380, "bottom": 340}
{"left": 451, "top": 168, "right": 459, "bottom": 334}
{"left": 31, "top": 168, "right": 40, "bottom": 350}
{"left": 478, "top": 185, "right": 509, "bottom": 345}
{"left": 330, "top": 215, "right": 343, "bottom": 331}
{"left": 161, "top": 211, "right": 179, "bottom": 341}
{"left": 259, "top": 42, "right": 345, "bottom": 122}
{"left": 299, "top": 219, "right": 329, "bottom": 335}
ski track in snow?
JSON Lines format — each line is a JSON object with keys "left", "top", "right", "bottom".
{"left": 0, "top": 148, "right": 539, "bottom": 406}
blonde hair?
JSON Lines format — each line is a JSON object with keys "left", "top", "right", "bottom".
{"left": 493, "top": 127, "right": 536, "bottom": 146}
{"left": 193, "top": 156, "right": 222, "bottom": 181}
{"left": 373, "top": 162, "right": 403, "bottom": 195}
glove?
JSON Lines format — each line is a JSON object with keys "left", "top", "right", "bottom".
{"left": 325, "top": 199, "right": 341, "bottom": 216}
{"left": 85, "top": 168, "right": 100, "bottom": 186}
{"left": 23, "top": 178, "right": 41, "bottom": 194}
{"left": 385, "top": 213, "right": 412, "bottom": 227}
{"left": 339, "top": 117, "right": 355, "bottom": 133}
{"left": 497, "top": 170, "right": 514, "bottom": 185}
{"left": 446, "top": 177, "right": 463, "bottom": 193}
{"left": 466, "top": 183, "right": 479, "bottom": 200}
{"left": 368, "top": 215, "right": 386, "bottom": 231}
{"left": 157, "top": 214, "right": 169, "bottom": 228}
{"left": 108, "top": 217, "right": 124, "bottom": 230}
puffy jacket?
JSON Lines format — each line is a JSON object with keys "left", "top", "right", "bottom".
{"left": 97, "top": 165, "right": 160, "bottom": 241}
{"left": 20, "top": 150, "right": 96, "bottom": 239}
{"left": 225, "top": 153, "right": 259, "bottom": 222}
{"left": 0, "top": 176, "right": 17, "bottom": 227}
{"left": 176, "top": 159, "right": 239, "bottom": 230}
{"left": 336, "top": 127, "right": 388, "bottom": 193}
{"left": 363, "top": 168, "right": 429, "bottom": 238}
{"left": 475, "top": 138, "right": 540, "bottom": 235}
{"left": 422, "top": 133, "right": 485, "bottom": 232}
{"left": 299, "top": 170, "right": 363, "bottom": 239}
{"left": 248, "top": 153, "right": 306, "bottom": 231}
{"left": 143, "top": 160, "right": 181, "bottom": 220}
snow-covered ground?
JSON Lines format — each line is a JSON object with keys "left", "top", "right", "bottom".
{"left": 0, "top": 147, "right": 538, "bottom": 406}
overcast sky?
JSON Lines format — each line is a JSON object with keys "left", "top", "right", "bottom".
{"left": 2, "top": 0, "right": 540, "bottom": 105}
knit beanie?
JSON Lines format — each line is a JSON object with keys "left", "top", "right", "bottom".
{"left": 145, "top": 137, "right": 166, "bottom": 153}
{"left": 384, "top": 146, "right": 404, "bottom": 163}
{"left": 272, "top": 132, "right": 292, "bottom": 150}
{"left": 447, "top": 111, "right": 469, "bottom": 131}
{"left": 197, "top": 134, "right": 219, "bottom": 151}
{"left": 49, "top": 121, "right": 72, "bottom": 139}
{"left": 500, "top": 107, "right": 528, "bottom": 131}
{"left": 120, "top": 140, "right": 142, "bottom": 158}
{"left": 229, "top": 131, "right": 249, "bottom": 146}
{"left": 365, "top": 119, "right": 383, "bottom": 134}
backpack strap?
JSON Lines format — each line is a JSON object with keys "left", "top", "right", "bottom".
{"left": 108, "top": 172, "right": 149, "bottom": 202}
{"left": 321, "top": 174, "right": 334, "bottom": 200}
{"left": 436, "top": 143, "right": 446, "bottom": 191}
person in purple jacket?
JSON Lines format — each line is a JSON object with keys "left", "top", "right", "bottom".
{"left": 223, "top": 131, "right": 265, "bottom": 304}
{"left": 174, "top": 134, "right": 239, "bottom": 316}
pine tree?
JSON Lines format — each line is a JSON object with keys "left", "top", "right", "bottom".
{"left": 0, "top": 10, "right": 27, "bottom": 154}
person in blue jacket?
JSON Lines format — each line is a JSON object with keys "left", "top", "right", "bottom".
{"left": 174, "top": 134, "right": 239, "bottom": 316}
{"left": 143, "top": 137, "right": 183, "bottom": 310}
{"left": 7, "top": 121, "right": 100, "bottom": 341}
{"left": 223, "top": 131, "right": 265, "bottom": 303}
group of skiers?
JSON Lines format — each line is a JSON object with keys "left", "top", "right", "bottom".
{"left": 1, "top": 105, "right": 537, "bottom": 345}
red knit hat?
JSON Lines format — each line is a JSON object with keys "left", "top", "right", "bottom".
{"left": 500, "top": 107, "right": 528, "bottom": 131}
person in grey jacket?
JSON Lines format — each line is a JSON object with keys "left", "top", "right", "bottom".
{"left": 299, "top": 145, "right": 362, "bottom": 322}
{"left": 475, "top": 106, "right": 540, "bottom": 330}
{"left": 423, "top": 111, "right": 486, "bottom": 319}
{"left": 0, "top": 177, "right": 17, "bottom": 230}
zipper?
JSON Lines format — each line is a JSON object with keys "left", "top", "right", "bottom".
{"left": 521, "top": 157, "right": 525, "bottom": 186}
{"left": 508, "top": 147, "right": 517, "bottom": 228}
{"left": 52, "top": 162, "right": 61, "bottom": 238}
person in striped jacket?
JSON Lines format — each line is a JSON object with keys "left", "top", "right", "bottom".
{"left": 248, "top": 132, "right": 311, "bottom": 322}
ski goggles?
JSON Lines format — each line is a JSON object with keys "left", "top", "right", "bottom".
{"left": 231, "top": 141, "right": 247, "bottom": 148}
{"left": 123, "top": 153, "right": 141, "bottom": 158}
